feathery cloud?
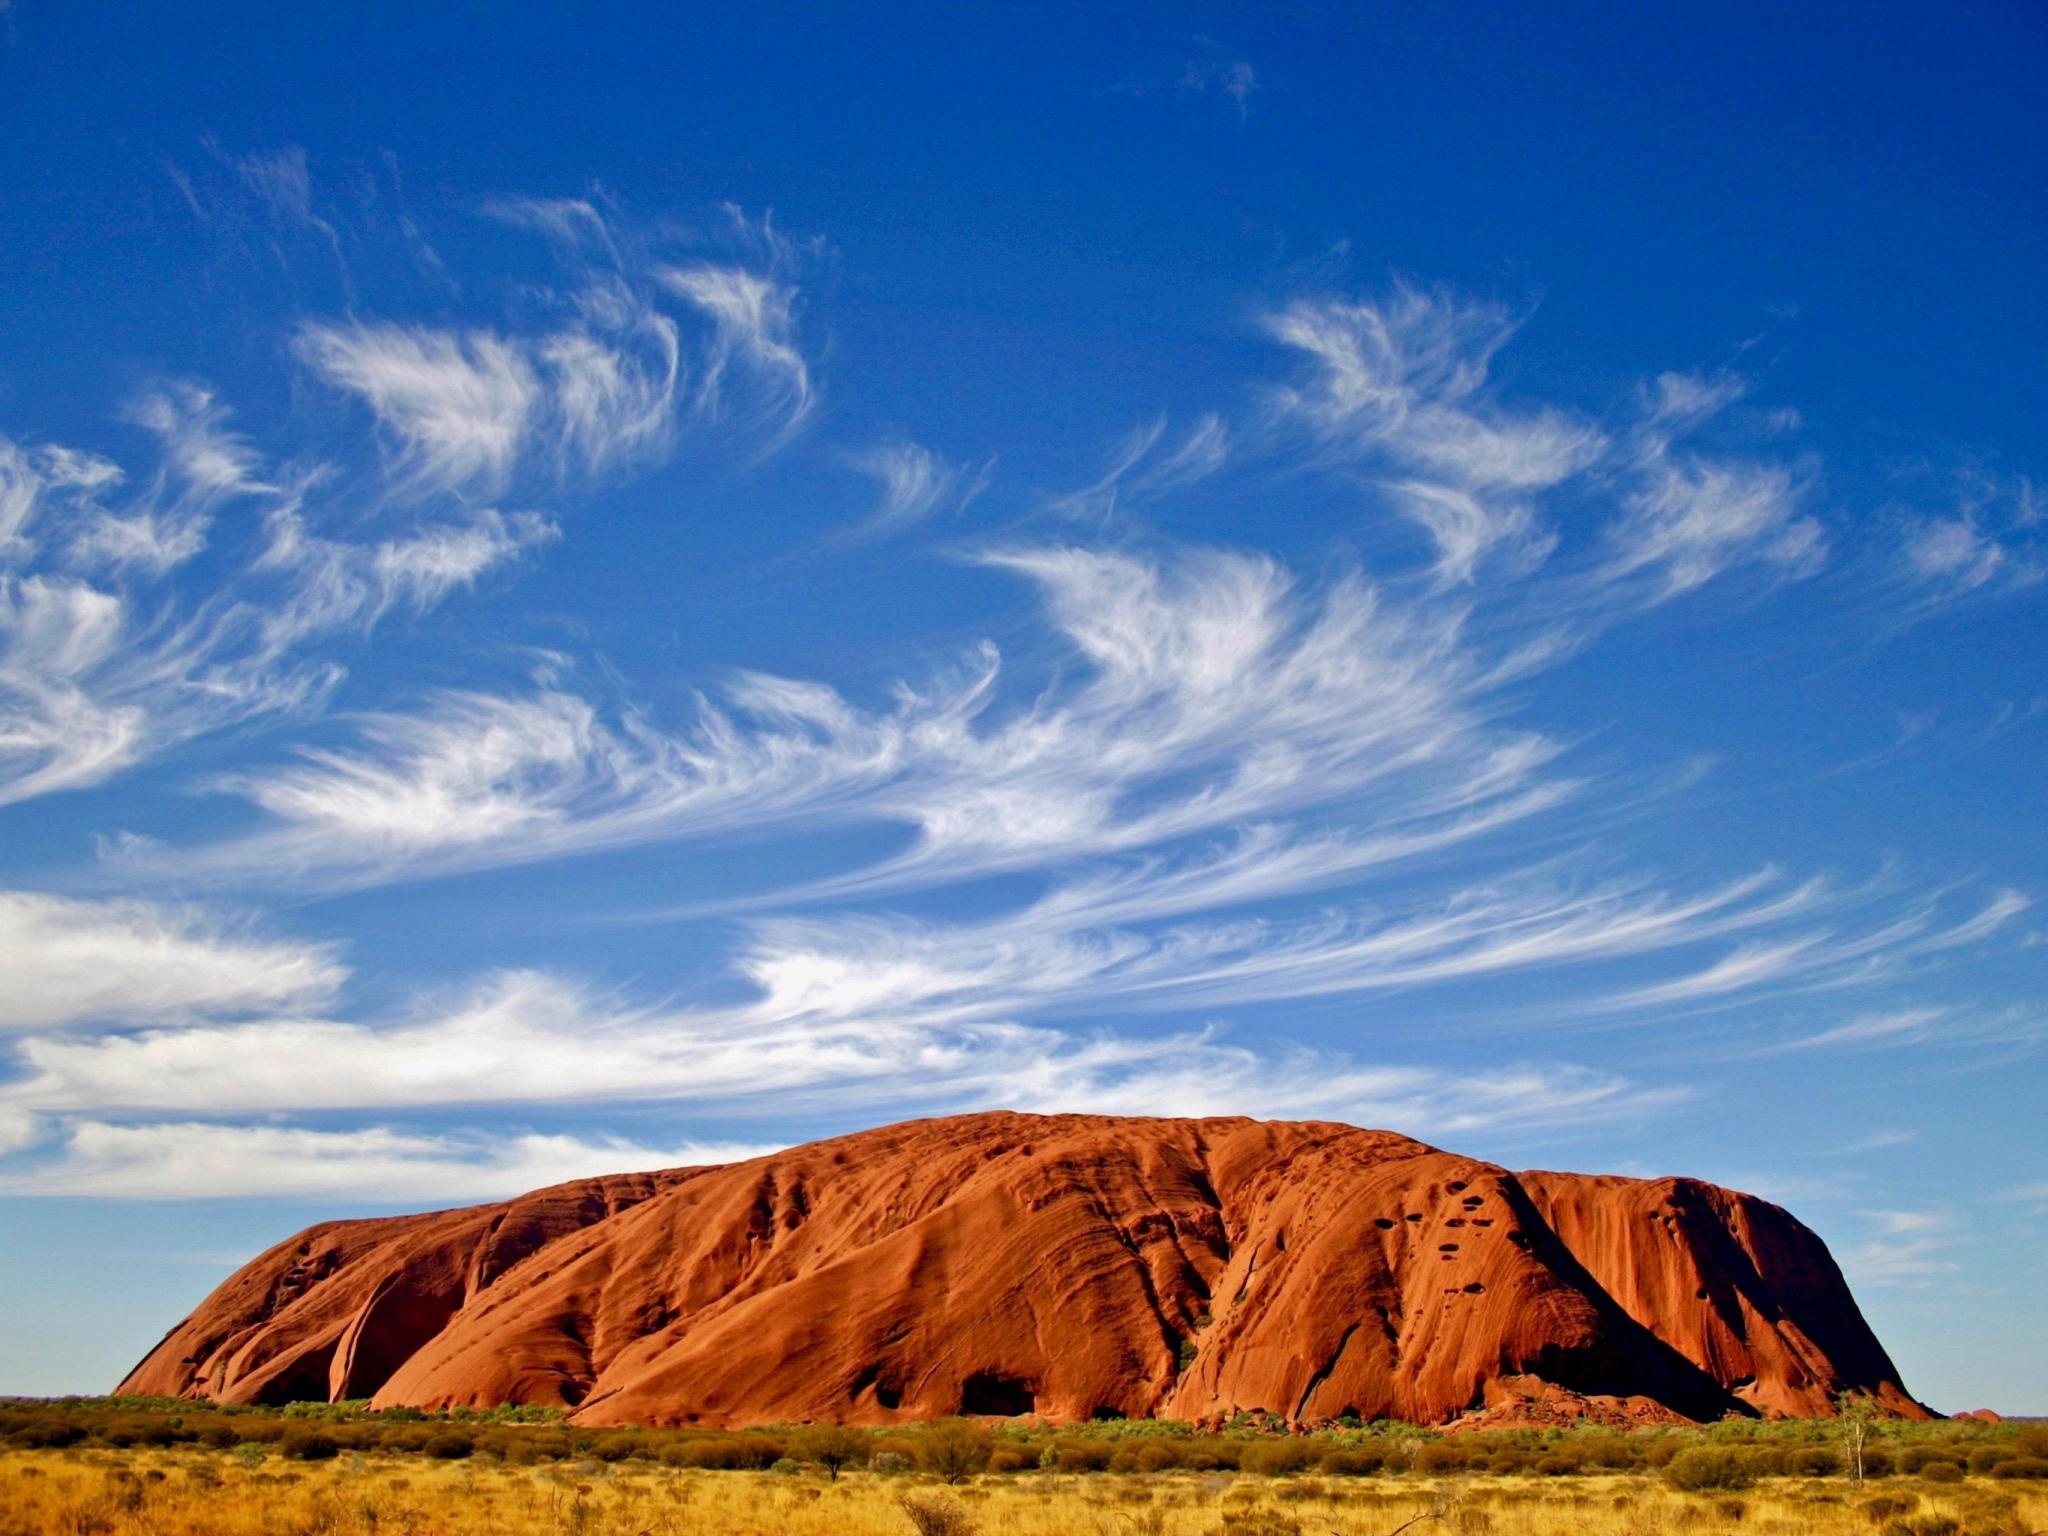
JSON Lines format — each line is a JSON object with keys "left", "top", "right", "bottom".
{"left": 0, "top": 890, "right": 343, "bottom": 1032}
{"left": 0, "top": 1120, "right": 779, "bottom": 1201}
{"left": 845, "top": 439, "right": 985, "bottom": 538}
{"left": 295, "top": 324, "right": 542, "bottom": 500}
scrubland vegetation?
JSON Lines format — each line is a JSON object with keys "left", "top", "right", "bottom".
{"left": 1, "top": 1398, "right": 2043, "bottom": 1535}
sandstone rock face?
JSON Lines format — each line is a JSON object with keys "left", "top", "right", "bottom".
{"left": 121, "top": 1113, "right": 1924, "bottom": 1427}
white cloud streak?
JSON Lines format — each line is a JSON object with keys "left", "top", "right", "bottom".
{"left": 1264, "top": 291, "right": 1828, "bottom": 606}
{"left": 294, "top": 201, "right": 817, "bottom": 498}
{"left": 0, "top": 961, "right": 1679, "bottom": 1197}
{"left": 0, "top": 1120, "right": 780, "bottom": 1202}
{"left": 659, "top": 263, "right": 814, "bottom": 446}
{"left": 0, "top": 891, "right": 343, "bottom": 1032}
{"left": 1890, "top": 473, "right": 2043, "bottom": 615}
{"left": 159, "top": 543, "right": 1556, "bottom": 889}
{"left": 845, "top": 439, "right": 985, "bottom": 538}
{"left": 295, "top": 324, "right": 542, "bottom": 499}
{"left": 1050, "top": 414, "right": 1230, "bottom": 523}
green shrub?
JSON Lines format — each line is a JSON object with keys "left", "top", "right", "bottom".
{"left": 675, "top": 1434, "right": 783, "bottom": 1470}
{"left": 1047, "top": 1438, "right": 1112, "bottom": 1472}
{"left": 422, "top": 1432, "right": 473, "bottom": 1460}
{"left": 1318, "top": 1448, "right": 1383, "bottom": 1476}
{"left": 1778, "top": 1444, "right": 1843, "bottom": 1476}
{"left": 1577, "top": 1434, "right": 1635, "bottom": 1469}
{"left": 1989, "top": 1457, "right": 2048, "bottom": 1479}
{"left": 9, "top": 1420, "right": 86, "bottom": 1449}
{"left": 1239, "top": 1438, "right": 1317, "bottom": 1476}
{"left": 1129, "top": 1439, "right": 1181, "bottom": 1473}
{"left": 280, "top": 1430, "right": 340, "bottom": 1462}
{"left": 1413, "top": 1441, "right": 1470, "bottom": 1474}
{"left": 1663, "top": 1446, "right": 1757, "bottom": 1492}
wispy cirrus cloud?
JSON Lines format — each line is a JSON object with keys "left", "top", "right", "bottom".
{"left": 0, "top": 1119, "right": 780, "bottom": 1202}
{"left": 1888, "top": 472, "right": 2043, "bottom": 617}
{"left": 1844, "top": 1207, "right": 1964, "bottom": 1285}
{"left": 1263, "top": 289, "right": 1828, "bottom": 608}
{"left": 1048, "top": 414, "right": 1231, "bottom": 523}
{"left": 148, "top": 542, "right": 1548, "bottom": 888}
{"left": 1599, "top": 455, "right": 1823, "bottom": 600}
{"left": 1264, "top": 286, "right": 1599, "bottom": 586}
{"left": 0, "top": 890, "right": 344, "bottom": 1033}
{"left": 844, "top": 439, "right": 988, "bottom": 539}
{"left": 295, "top": 199, "right": 817, "bottom": 498}
{"left": 660, "top": 263, "right": 814, "bottom": 445}
{"left": 0, "top": 422, "right": 546, "bottom": 808}
{"left": 0, "top": 959, "right": 1678, "bottom": 1197}
{"left": 0, "top": 187, "right": 828, "bottom": 812}
{"left": 295, "top": 324, "right": 543, "bottom": 500}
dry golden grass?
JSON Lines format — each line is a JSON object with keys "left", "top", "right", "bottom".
{"left": 1, "top": 1448, "right": 2043, "bottom": 1536}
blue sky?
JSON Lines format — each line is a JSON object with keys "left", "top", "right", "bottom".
{"left": 1, "top": 2, "right": 2044, "bottom": 1412}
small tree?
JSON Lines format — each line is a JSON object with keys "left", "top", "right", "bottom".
{"left": 793, "top": 1422, "right": 866, "bottom": 1481}
{"left": 915, "top": 1418, "right": 992, "bottom": 1485}
{"left": 1836, "top": 1390, "right": 1878, "bottom": 1486}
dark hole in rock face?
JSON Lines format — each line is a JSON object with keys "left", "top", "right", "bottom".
{"left": 875, "top": 1382, "right": 903, "bottom": 1410}
{"left": 1089, "top": 1404, "right": 1126, "bottom": 1422}
{"left": 1373, "top": 1218, "right": 1395, "bottom": 1230}
{"left": 961, "top": 1371, "right": 1036, "bottom": 1416}
{"left": 1404, "top": 1213, "right": 1423, "bottom": 1223}
{"left": 1447, "top": 1181, "right": 1467, "bottom": 1193}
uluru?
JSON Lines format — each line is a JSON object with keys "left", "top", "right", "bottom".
{"left": 122, "top": 1113, "right": 1926, "bottom": 1428}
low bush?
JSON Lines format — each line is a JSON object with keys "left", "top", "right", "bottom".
{"left": 1046, "top": 1438, "right": 1113, "bottom": 1472}
{"left": 1779, "top": 1444, "right": 1844, "bottom": 1476}
{"left": 1988, "top": 1457, "right": 2048, "bottom": 1480}
{"left": 279, "top": 1430, "right": 339, "bottom": 1462}
{"left": 421, "top": 1431, "right": 473, "bottom": 1460}
{"left": 1413, "top": 1441, "right": 1470, "bottom": 1474}
{"left": 1663, "top": 1446, "right": 1757, "bottom": 1492}
{"left": 1318, "top": 1448, "right": 1383, "bottom": 1476}
{"left": 1239, "top": 1438, "right": 1317, "bottom": 1476}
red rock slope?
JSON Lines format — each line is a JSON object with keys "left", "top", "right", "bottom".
{"left": 121, "top": 1113, "right": 1924, "bottom": 1427}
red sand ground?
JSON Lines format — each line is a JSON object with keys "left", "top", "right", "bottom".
{"left": 123, "top": 1112, "right": 1925, "bottom": 1428}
